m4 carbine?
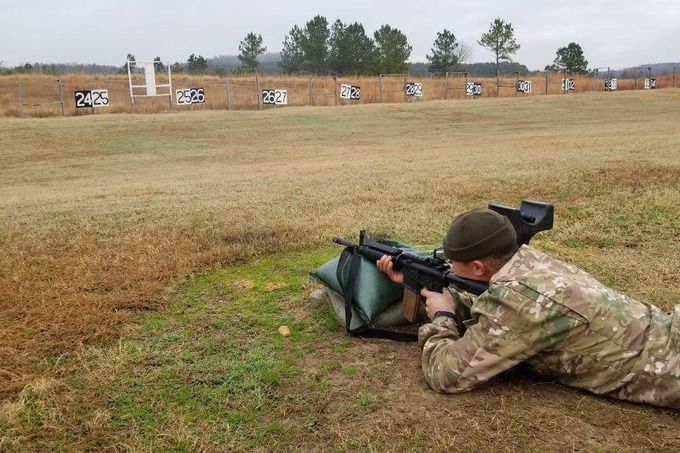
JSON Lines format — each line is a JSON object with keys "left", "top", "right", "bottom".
{"left": 333, "top": 200, "right": 554, "bottom": 322}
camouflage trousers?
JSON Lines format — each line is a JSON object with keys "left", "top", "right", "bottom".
{"left": 605, "top": 305, "right": 680, "bottom": 409}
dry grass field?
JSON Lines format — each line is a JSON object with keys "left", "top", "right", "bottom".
{"left": 0, "top": 72, "right": 675, "bottom": 117}
{"left": 1, "top": 89, "right": 680, "bottom": 451}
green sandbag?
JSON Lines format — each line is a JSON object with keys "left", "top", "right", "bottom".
{"left": 311, "top": 239, "right": 431, "bottom": 323}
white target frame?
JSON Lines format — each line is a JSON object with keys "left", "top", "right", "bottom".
{"left": 127, "top": 60, "right": 173, "bottom": 106}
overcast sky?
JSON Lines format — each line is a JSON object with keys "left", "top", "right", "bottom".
{"left": 2, "top": 0, "right": 678, "bottom": 70}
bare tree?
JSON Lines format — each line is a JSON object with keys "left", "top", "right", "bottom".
{"left": 456, "top": 41, "right": 473, "bottom": 66}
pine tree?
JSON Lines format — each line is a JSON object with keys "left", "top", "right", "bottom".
{"left": 552, "top": 42, "right": 589, "bottom": 74}
{"left": 478, "top": 18, "right": 520, "bottom": 74}
{"left": 238, "top": 32, "right": 267, "bottom": 73}
{"left": 373, "top": 25, "right": 412, "bottom": 74}
{"left": 426, "top": 30, "right": 460, "bottom": 74}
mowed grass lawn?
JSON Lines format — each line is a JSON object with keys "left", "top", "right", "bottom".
{"left": 1, "top": 89, "right": 680, "bottom": 451}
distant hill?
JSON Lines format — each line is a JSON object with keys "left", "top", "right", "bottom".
{"left": 209, "top": 53, "right": 280, "bottom": 74}
{"left": 3, "top": 54, "right": 677, "bottom": 78}
{"left": 613, "top": 62, "right": 680, "bottom": 78}
{"left": 408, "top": 61, "right": 530, "bottom": 77}
{"left": 209, "top": 54, "right": 530, "bottom": 77}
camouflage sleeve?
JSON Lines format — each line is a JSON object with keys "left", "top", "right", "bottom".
{"left": 418, "top": 286, "right": 577, "bottom": 394}
{"left": 447, "top": 286, "right": 475, "bottom": 328}
{"left": 418, "top": 308, "right": 538, "bottom": 393}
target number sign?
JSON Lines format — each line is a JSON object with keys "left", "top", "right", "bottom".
{"left": 340, "top": 84, "right": 361, "bottom": 100}
{"left": 516, "top": 80, "right": 532, "bottom": 93}
{"left": 465, "top": 82, "right": 482, "bottom": 96}
{"left": 562, "top": 79, "right": 576, "bottom": 91}
{"left": 262, "top": 89, "right": 288, "bottom": 105}
{"left": 176, "top": 87, "right": 205, "bottom": 105}
{"left": 604, "top": 78, "right": 618, "bottom": 91}
{"left": 644, "top": 78, "right": 656, "bottom": 90}
{"left": 405, "top": 82, "right": 423, "bottom": 96}
{"left": 74, "top": 89, "right": 109, "bottom": 108}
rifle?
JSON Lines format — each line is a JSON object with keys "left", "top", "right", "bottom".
{"left": 333, "top": 200, "right": 554, "bottom": 322}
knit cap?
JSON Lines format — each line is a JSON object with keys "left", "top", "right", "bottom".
{"left": 443, "top": 208, "right": 517, "bottom": 262}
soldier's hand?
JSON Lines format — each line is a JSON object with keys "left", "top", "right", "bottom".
{"left": 420, "top": 288, "right": 456, "bottom": 320}
{"left": 376, "top": 255, "right": 404, "bottom": 285}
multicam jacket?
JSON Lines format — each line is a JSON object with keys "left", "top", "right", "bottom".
{"left": 418, "top": 245, "right": 680, "bottom": 409}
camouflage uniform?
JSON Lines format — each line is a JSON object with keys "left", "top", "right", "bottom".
{"left": 419, "top": 245, "right": 680, "bottom": 409}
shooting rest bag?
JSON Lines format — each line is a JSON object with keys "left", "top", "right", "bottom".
{"left": 310, "top": 238, "right": 428, "bottom": 338}
{"left": 310, "top": 286, "right": 411, "bottom": 331}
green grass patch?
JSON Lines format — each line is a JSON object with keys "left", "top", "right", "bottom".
{"left": 101, "top": 247, "right": 340, "bottom": 450}
{"left": 354, "top": 392, "right": 379, "bottom": 407}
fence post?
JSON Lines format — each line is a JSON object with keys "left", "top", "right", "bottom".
{"left": 334, "top": 78, "right": 338, "bottom": 106}
{"left": 308, "top": 77, "right": 313, "bottom": 106}
{"left": 57, "top": 79, "right": 65, "bottom": 117}
{"left": 495, "top": 71, "right": 499, "bottom": 98}
{"left": 19, "top": 80, "right": 23, "bottom": 118}
{"left": 256, "top": 76, "right": 261, "bottom": 110}
{"left": 545, "top": 72, "right": 548, "bottom": 95}
{"left": 226, "top": 77, "right": 231, "bottom": 110}
{"left": 379, "top": 75, "right": 383, "bottom": 103}
{"left": 465, "top": 73, "right": 468, "bottom": 100}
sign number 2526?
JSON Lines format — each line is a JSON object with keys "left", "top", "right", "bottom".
{"left": 176, "top": 87, "right": 205, "bottom": 105}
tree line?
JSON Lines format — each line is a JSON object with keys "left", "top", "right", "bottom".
{"left": 250, "top": 15, "right": 524, "bottom": 76}
{"left": 1, "top": 16, "right": 607, "bottom": 77}
{"left": 220, "top": 16, "right": 590, "bottom": 76}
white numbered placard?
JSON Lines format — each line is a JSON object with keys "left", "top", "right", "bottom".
{"left": 340, "top": 84, "right": 361, "bottom": 100}
{"left": 604, "top": 78, "right": 618, "bottom": 91}
{"left": 262, "top": 89, "right": 288, "bottom": 105}
{"left": 275, "top": 89, "right": 288, "bottom": 105}
{"left": 465, "top": 82, "right": 482, "bottom": 96}
{"left": 176, "top": 87, "right": 205, "bottom": 105}
{"left": 74, "top": 89, "right": 109, "bottom": 108}
{"left": 516, "top": 80, "right": 532, "bottom": 93}
{"left": 644, "top": 78, "right": 656, "bottom": 90}
{"left": 405, "top": 82, "right": 423, "bottom": 96}
{"left": 562, "top": 79, "right": 576, "bottom": 91}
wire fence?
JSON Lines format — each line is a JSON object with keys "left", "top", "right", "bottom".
{"left": 0, "top": 71, "right": 676, "bottom": 118}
